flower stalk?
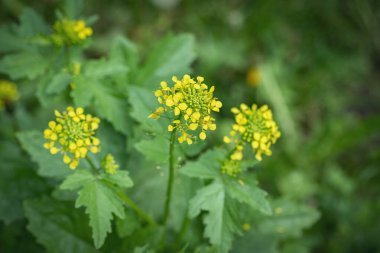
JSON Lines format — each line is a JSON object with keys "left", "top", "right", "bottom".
{"left": 162, "top": 128, "right": 177, "bottom": 226}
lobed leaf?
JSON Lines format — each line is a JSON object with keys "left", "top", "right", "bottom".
{"left": 17, "top": 131, "right": 70, "bottom": 178}
{"left": 180, "top": 149, "right": 225, "bottom": 180}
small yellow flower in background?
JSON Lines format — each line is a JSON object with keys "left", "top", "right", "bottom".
{"left": 149, "top": 74, "right": 222, "bottom": 144}
{"left": 242, "top": 223, "right": 251, "bottom": 231}
{"left": 101, "top": 154, "right": 119, "bottom": 175}
{"left": 0, "top": 80, "right": 19, "bottom": 110}
{"left": 246, "top": 66, "right": 261, "bottom": 87}
{"left": 224, "top": 103, "right": 281, "bottom": 161}
{"left": 43, "top": 107, "right": 101, "bottom": 170}
{"left": 51, "top": 19, "right": 93, "bottom": 46}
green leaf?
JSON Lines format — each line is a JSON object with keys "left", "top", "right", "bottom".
{"left": 101, "top": 170, "right": 134, "bottom": 189}
{"left": 226, "top": 179, "right": 272, "bottom": 215}
{"left": 17, "top": 131, "right": 70, "bottom": 178}
{"left": 18, "top": 8, "right": 49, "bottom": 36}
{"left": 110, "top": 36, "right": 139, "bottom": 76}
{"left": 24, "top": 197, "right": 99, "bottom": 253}
{"left": 0, "top": 140, "right": 49, "bottom": 224}
{"left": 46, "top": 72, "right": 72, "bottom": 94}
{"left": 72, "top": 78, "right": 131, "bottom": 135}
{"left": 0, "top": 26, "right": 30, "bottom": 53}
{"left": 0, "top": 50, "right": 48, "bottom": 79}
{"left": 62, "top": 0, "right": 85, "bottom": 19}
{"left": 180, "top": 149, "right": 225, "bottom": 179}
{"left": 127, "top": 86, "right": 163, "bottom": 133}
{"left": 135, "top": 34, "right": 196, "bottom": 88}
{"left": 84, "top": 59, "right": 128, "bottom": 78}
{"left": 189, "top": 180, "right": 239, "bottom": 252}
{"left": 135, "top": 135, "right": 169, "bottom": 163}
{"left": 75, "top": 180, "right": 125, "bottom": 248}
{"left": 257, "top": 198, "right": 320, "bottom": 238}
{"left": 60, "top": 170, "right": 96, "bottom": 190}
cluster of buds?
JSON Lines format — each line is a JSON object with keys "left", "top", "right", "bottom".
{"left": 51, "top": 19, "right": 93, "bottom": 46}
{"left": 149, "top": 74, "right": 222, "bottom": 144}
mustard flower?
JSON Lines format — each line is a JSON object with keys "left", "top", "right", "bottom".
{"left": 224, "top": 103, "right": 281, "bottom": 161}
{"left": 43, "top": 107, "right": 101, "bottom": 169}
{"left": 101, "top": 154, "right": 119, "bottom": 175}
{"left": 51, "top": 19, "right": 93, "bottom": 46}
{"left": 0, "top": 80, "right": 19, "bottom": 110}
{"left": 149, "top": 74, "right": 222, "bottom": 144}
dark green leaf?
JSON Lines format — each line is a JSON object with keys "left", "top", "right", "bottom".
{"left": 24, "top": 197, "right": 99, "bottom": 253}
{"left": 135, "top": 34, "right": 196, "bottom": 88}
{"left": 17, "top": 131, "right": 70, "bottom": 178}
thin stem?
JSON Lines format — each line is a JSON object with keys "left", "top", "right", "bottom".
{"left": 117, "top": 191, "right": 156, "bottom": 226}
{"left": 174, "top": 214, "right": 190, "bottom": 249}
{"left": 162, "top": 128, "right": 177, "bottom": 226}
{"left": 85, "top": 156, "right": 99, "bottom": 174}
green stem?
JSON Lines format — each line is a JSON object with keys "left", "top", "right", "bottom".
{"left": 85, "top": 156, "right": 99, "bottom": 174}
{"left": 174, "top": 214, "right": 190, "bottom": 249}
{"left": 162, "top": 129, "right": 177, "bottom": 226}
{"left": 117, "top": 191, "right": 156, "bottom": 226}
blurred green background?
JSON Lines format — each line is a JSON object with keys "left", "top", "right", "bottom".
{"left": 1, "top": 0, "right": 380, "bottom": 252}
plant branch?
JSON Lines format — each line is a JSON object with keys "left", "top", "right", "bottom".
{"left": 116, "top": 191, "right": 156, "bottom": 226}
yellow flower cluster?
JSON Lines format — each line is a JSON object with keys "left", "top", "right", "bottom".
{"left": 51, "top": 19, "right": 93, "bottom": 46}
{"left": 224, "top": 103, "right": 281, "bottom": 161}
{"left": 149, "top": 74, "right": 222, "bottom": 144}
{"left": 101, "top": 154, "right": 119, "bottom": 175}
{"left": 43, "top": 107, "right": 101, "bottom": 169}
{"left": 0, "top": 80, "right": 19, "bottom": 110}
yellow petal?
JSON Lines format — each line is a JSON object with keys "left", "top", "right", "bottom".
{"left": 63, "top": 155, "right": 71, "bottom": 164}
{"left": 188, "top": 123, "right": 198, "bottom": 131}
{"left": 199, "top": 132, "right": 206, "bottom": 140}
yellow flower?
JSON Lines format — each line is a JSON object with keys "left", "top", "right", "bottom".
{"left": 246, "top": 66, "right": 261, "bottom": 87}
{"left": 149, "top": 74, "right": 222, "bottom": 144}
{"left": 101, "top": 154, "right": 119, "bottom": 175}
{"left": 224, "top": 103, "right": 281, "bottom": 161}
{"left": 51, "top": 19, "right": 93, "bottom": 46}
{"left": 0, "top": 80, "right": 19, "bottom": 110}
{"left": 43, "top": 107, "right": 101, "bottom": 170}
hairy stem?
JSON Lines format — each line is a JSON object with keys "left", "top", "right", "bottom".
{"left": 85, "top": 156, "right": 99, "bottom": 174}
{"left": 162, "top": 129, "right": 177, "bottom": 226}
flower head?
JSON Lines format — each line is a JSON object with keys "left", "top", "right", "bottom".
{"left": 224, "top": 103, "right": 280, "bottom": 161}
{"left": 149, "top": 74, "right": 222, "bottom": 144}
{"left": 51, "top": 19, "right": 93, "bottom": 46}
{"left": 43, "top": 107, "right": 101, "bottom": 169}
{"left": 101, "top": 154, "right": 119, "bottom": 175}
{"left": 0, "top": 80, "right": 19, "bottom": 110}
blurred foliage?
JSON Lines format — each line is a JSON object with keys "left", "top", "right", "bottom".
{"left": 1, "top": 0, "right": 380, "bottom": 252}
